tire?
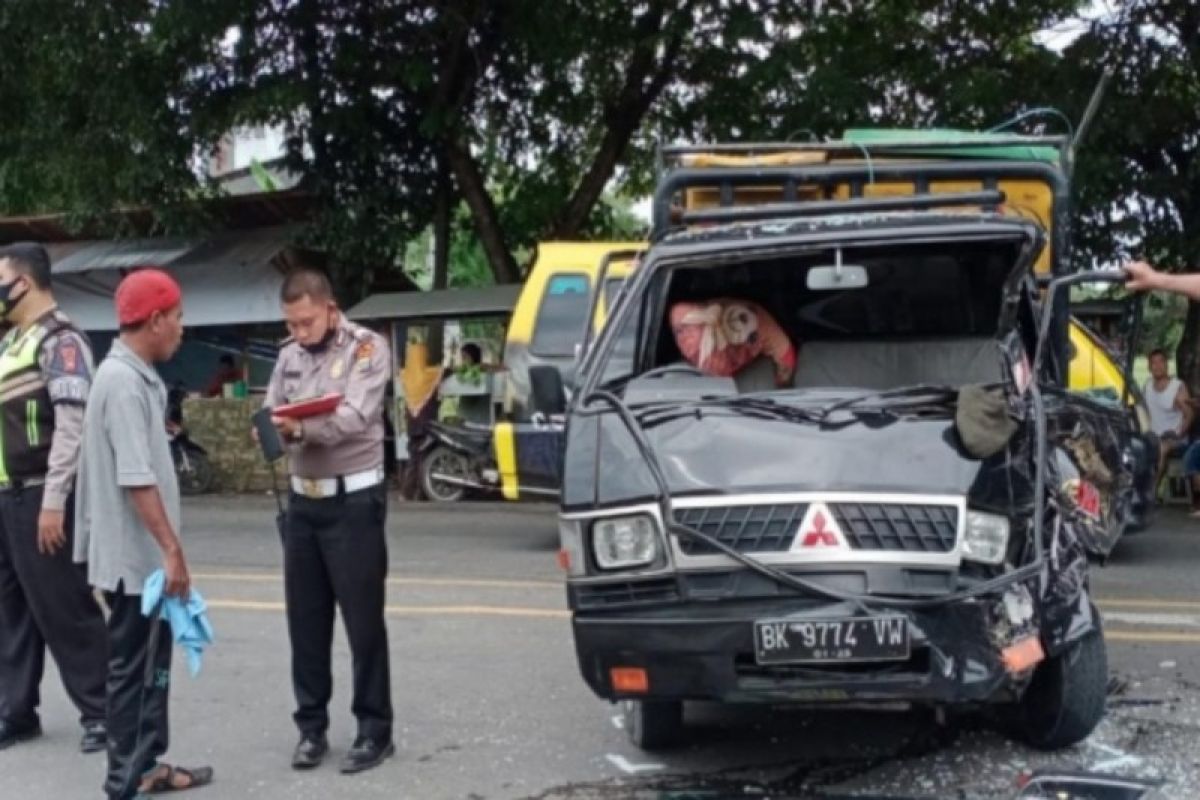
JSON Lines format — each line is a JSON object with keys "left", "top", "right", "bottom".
{"left": 176, "top": 449, "right": 215, "bottom": 495}
{"left": 421, "top": 446, "right": 468, "bottom": 503}
{"left": 1015, "top": 629, "right": 1108, "bottom": 751}
{"left": 622, "top": 699, "right": 684, "bottom": 751}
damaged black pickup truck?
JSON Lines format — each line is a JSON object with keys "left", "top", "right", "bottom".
{"left": 538, "top": 149, "right": 1139, "bottom": 751}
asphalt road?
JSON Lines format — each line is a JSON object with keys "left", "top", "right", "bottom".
{"left": 3, "top": 496, "right": 1200, "bottom": 799}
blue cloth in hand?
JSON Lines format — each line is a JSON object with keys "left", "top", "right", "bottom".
{"left": 141, "top": 570, "right": 215, "bottom": 677}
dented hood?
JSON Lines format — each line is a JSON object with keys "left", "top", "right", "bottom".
{"left": 562, "top": 401, "right": 1018, "bottom": 510}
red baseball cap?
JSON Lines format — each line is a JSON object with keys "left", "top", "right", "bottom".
{"left": 115, "top": 269, "right": 182, "bottom": 326}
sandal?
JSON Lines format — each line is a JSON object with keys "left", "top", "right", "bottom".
{"left": 140, "top": 764, "right": 214, "bottom": 793}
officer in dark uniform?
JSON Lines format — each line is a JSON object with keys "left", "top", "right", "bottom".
{"left": 0, "top": 243, "right": 108, "bottom": 753}
{"left": 263, "top": 268, "right": 393, "bottom": 774}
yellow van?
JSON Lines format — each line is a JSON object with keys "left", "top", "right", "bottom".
{"left": 494, "top": 242, "right": 643, "bottom": 499}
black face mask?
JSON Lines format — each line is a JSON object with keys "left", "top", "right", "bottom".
{"left": 301, "top": 327, "right": 337, "bottom": 354}
{"left": 0, "top": 278, "right": 28, "bottom": 319}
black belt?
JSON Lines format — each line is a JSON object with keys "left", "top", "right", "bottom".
{"left": 0, "top": 477, "right": 46, "bottom": 492}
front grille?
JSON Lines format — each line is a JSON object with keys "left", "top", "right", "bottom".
{"left": 674, "top": 504, "right": 808, "bottom": 556}
{"left": 829, "top": 503, "right": 957, "bottom": 553}
{"left": 573, "top": 577, "right": 679, "bottom": 609}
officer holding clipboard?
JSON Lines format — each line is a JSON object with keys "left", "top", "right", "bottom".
{"left": 260, "top": 268, "right": 394, "bottom": 775}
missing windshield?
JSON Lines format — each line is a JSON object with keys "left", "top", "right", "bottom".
{"left": 596, "top": 237, "right": 1030, "bottom": 396}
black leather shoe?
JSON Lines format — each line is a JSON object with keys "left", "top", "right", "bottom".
{"left": 0, "top": 720, "right": 42, "bottom": 751}
{"left": 292, "top": 735, "right": 328, "bottom": 770}
{"left": 339, "top": 737, "right": 395, "bottom": 774}
{"left": 80, "top": 721, "right": 107, "bottom": 753}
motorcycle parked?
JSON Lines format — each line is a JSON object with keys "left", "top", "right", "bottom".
{"left": 418, "top": 420, "right": 499, "bottom": 503}
{"left": 169, "top": 424, "right": 216, "bottom": 495}
{"left": 167, "top": 382, "right": 216, "bottom": 496}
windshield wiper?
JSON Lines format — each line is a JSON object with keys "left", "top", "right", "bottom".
{"left": 634, "top": 395, "right": 827, "bottom": 429}
{"left": 815, "top": 385, "right": 960, "bottom": 419}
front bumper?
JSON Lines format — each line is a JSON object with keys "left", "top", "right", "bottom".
{"left": 573, "top": 594, "right": 1037, "bottom": 707}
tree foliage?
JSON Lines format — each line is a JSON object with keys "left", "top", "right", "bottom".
{"left": 3, "top": 1, "right": 1199, "bottom": 345}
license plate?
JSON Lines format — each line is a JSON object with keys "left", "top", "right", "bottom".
{"left": 753, "top": 616, "right": 910, "bottom": 665}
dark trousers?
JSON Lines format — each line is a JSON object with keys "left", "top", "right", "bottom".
{"left": 0, "top": 484, "right": 107, "bottom": 728}
{"left": 284, "top": 483, "right": 392, "bottom": 741}
{"left": 102, "top": 586, "right": 172, "bottom": 800}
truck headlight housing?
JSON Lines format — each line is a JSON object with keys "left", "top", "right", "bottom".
{"left": 591, "top": 514, "right": 660, "bottom": 570}
{"left": 963, "top": 511, "right": 1010, "bottom": 565}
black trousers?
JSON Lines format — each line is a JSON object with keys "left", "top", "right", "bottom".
{"left": 284, "top": 483, "right": 392, "bottom": 741}
{"left": 0, "top": 484, "right": 107, "bottom": 728}
{"left": 102, "top": 586, "right": 172, "bottom": 800}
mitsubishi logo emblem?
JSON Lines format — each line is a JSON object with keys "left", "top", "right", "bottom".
{"left": 790, "top": 504, "right": 845, "bottom": 552}
{"left": 800, "top": 510, "right": 838, "bottom": 548}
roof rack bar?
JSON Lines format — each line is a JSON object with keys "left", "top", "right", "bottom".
{"left": 659, "top": 136, "right": 1070, "bottom": 157}
{"left": 674, "top": 190, "right": 1007, "bottom": 228}
{"left": 651, "top": 161, "right": 1067, "bottom": 236}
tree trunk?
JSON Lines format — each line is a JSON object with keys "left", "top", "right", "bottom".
{"left": 428, "top": 159, "right": 452, "bottom": 363}
{"left": 549, "top": 1, "right": 687, "bottom": 238}
{"left": 445, "top": 139, "right": 521, "bottom": 284}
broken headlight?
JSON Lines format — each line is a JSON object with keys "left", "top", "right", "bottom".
{"left": 591, "top": 514, "right": 660, "bottom": 570}
{"left": 963, "top": 511, "right": 1010, "bottom": 565}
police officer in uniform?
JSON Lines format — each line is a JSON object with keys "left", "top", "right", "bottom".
{"left": 264, "top": 268, "right": 393, "bottom": 774}
{"left": 0, "top": 243, "right": 108, "bottom": 753}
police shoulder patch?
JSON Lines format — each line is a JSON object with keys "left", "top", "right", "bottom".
{"left": 47, "top": 332, "right": 90, "bottom": 379}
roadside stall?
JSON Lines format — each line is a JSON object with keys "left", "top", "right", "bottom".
{"left": 346, "top": 284, "right": 521, "bottom": 499}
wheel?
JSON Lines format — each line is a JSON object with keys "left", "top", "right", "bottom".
{"left": 1015, "top": 629, "right": 1107, "bottom": 750}
{"left": 176, "top": 450, "right": 215, "bottom": 495}
{"left": 421, "top": 446, "right": 468, "bottom": 503}
{"left": 621, "top": 699, "right": 683, "bottom": 751}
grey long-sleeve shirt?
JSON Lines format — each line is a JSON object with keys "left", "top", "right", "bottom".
{"left": 39, "top": 326, "right": 94, "bottom": 511}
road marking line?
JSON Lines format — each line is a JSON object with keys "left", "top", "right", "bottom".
{"left": 605, "top": 754, "right": 664, "bottom": 774}
{"left": 207, "top": 599, "right": 568, "bottom": 619}
{"left": 1098, "top": 598, "right": 1200, "bottom": 611}
{"left": 1104, "top": 629, "right": 1200, "bottom": 643}
{"left": 1102, "top": 611, "right": 1200, "bottom": 628}
{"left": 194, "top": 572, "right": 560, "bottom": 590}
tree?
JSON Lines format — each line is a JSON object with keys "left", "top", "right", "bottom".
{"left": 0, "top": 0, "right": 237, "bottom": 225}
{"left": 1037, "top": 3, "right": 1200, "bottom": 388}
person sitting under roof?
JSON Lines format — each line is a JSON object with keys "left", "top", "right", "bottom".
{"left": 203, "top": 354, "right": 243, "bottom": 398}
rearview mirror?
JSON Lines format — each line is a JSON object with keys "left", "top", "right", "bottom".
{"left": 807, "top": 249, "right": 868, "bottom": 291}
{"left": 529, "top": 365, "right": 567, "bottom": 417}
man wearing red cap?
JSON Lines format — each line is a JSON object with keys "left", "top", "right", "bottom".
{"left": 74, "top": 269, "right": 213, "bottom": 799}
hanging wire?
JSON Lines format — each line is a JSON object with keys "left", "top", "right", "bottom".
{"left": 987, "top": 107, "right": 1076, "bottom": 140}
{"left": 786, "top": 128, "right": 818, "bottom": 142}
{"left": 847, "top": 141, "right": 875, "bottom": 184}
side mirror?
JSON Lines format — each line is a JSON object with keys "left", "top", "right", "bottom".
{"left": 529, "top": 365, "right": 567, "bottom": 416}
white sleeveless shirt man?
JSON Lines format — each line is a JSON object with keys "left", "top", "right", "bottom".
{"left": 1145, "top": 375, "right": 1185, "bottom": 437}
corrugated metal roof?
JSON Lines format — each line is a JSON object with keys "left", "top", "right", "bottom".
{"left": 47, "top": 225, "right": 298, "bottom": 274}
{"left": 50, "top": 237, "right": 201, "bottom": 274}
{"left": 347, "top": 284, "right": 522, "bottom": 322}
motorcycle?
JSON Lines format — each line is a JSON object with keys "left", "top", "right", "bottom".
{"left": 167, "top": 381, "right": 216, "bottom": 496}
{"left": 418, "top": 420, "right": 499, "bottom": 503}
{"left": 168, "top": 424, "right": 216, "bottom": 495}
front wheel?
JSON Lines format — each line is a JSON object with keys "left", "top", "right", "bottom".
{"left": 421, "top": 446, "right": 468, "bottom": 503}
{"left": 1015, "top": 629, "right": 1108, "bottom": 751}
{"left": 621, "top": 699, "right": 684, "bottom": 751}
{"left": 175, "top": 448, "right": 215, "bottom": 495}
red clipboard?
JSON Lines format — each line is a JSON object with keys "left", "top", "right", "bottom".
{"left": 272, "top": 392, "right": 343, "bottom": 419}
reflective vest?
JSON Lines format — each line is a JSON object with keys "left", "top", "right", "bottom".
{"left": 0, "top": 315, "right": 74, "bottom": 483}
